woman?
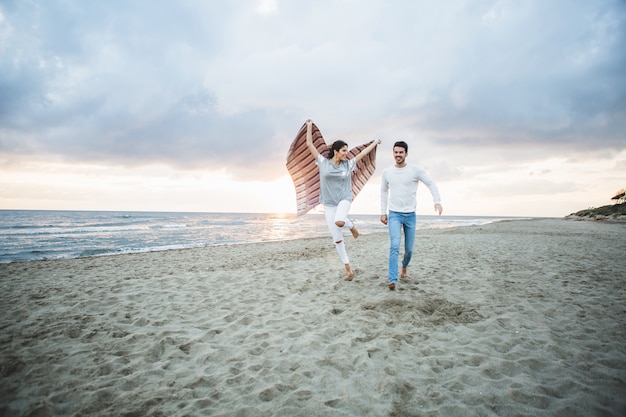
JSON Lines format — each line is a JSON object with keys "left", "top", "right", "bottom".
{"left": 305, "top": 118, "right": 381, "bottom": 280}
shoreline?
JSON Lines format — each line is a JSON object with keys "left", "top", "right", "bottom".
{"left": 0, "top": 212, "right": 528, "bottom": 264}
{"left": 1, "top": 218, "right": 625, "bottom": 416}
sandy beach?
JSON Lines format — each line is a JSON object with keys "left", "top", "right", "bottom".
{"left": 1, "top": 218, "right": 625, "bottom": 417}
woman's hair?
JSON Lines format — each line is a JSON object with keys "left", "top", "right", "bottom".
{"left": 328, "top": 140, "right": 348, "bottom": 159}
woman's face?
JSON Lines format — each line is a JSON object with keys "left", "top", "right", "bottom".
{"left": 336, "top": 145, "right": 349, "bottom": 160}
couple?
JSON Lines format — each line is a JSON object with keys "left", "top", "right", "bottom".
{"left": 305, "top": 119, "right": 443, "bottom": 290}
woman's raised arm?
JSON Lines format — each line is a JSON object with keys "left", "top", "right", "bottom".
{"left": 305, "top": 119, "right": 320, "bottom": 159}
{"left": 354, "top": 139, "right": 382, "bottom": 163}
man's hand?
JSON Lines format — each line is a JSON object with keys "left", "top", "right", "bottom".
{"left": 380, "top": 214, "right": 388, "bottom": 225}
{"left": 434, "top": 204, "right": 443, "bottom": 215}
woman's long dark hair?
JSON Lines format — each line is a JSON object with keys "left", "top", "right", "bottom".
{"left": 328, "top": 140, "right": 348, "bottom": 159}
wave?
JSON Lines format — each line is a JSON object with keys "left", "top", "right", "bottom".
{"left": 1, "top": 225, "right": 152, "bottom": 236}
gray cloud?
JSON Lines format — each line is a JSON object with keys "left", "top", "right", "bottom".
{"left": 1, "top": 0, "right": 624, "bottom": 180}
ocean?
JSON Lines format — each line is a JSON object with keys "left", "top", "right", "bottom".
{"left": 0, "top": 210, "right": 527, "bottom": 263}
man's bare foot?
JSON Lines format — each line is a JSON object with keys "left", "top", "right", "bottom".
{"left": 350, "top": 226, "right": 359, "bottom": 239}
{"left": 400, "top": 267, "right": 408, "bottom": 279}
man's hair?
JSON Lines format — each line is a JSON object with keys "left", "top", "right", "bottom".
{"left": 393, "top": 141, "right": 408, "bottom": 152}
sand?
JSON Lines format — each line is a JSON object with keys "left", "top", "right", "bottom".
{"left": 1, "top": 218, "right": 625, "bottom": 417}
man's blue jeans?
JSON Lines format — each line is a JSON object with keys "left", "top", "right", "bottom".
{"left": 388, "top": 211, "right": 416, "bottom": 284}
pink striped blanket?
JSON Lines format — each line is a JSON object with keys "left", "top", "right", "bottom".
{"left": 286, "top": 122, "right": 378, "bottom": 216}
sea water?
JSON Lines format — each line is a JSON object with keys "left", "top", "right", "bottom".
{"left": 0, "top": 210, "right": 526, "bottom": 263}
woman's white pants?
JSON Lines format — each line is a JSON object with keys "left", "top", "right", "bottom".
{"left": 324, "top": 200, "right": 353, "bottom": 264}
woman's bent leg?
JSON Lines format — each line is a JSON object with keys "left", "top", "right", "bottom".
{"left": 324, "top": 205, "right": 344, "bottom": 242}
{"left": 334, "top": 200, "right": 353, "bottom": 228}
{"left": 335, "top": 200, "right": 358, "bottom": 238}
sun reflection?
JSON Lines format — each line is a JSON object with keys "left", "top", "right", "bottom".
{"left": 264, "top": 212, "right": 297, "bottom": 241}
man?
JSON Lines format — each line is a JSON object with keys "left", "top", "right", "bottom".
{"left": 380, "top": 141, "right": 443, "bottom": 291}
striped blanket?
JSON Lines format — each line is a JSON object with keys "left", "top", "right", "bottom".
{"left": 286, "top": 122, "right": 378, "bottom": 216}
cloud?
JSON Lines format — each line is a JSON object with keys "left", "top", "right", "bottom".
{"left": 1, "top": 0, "right": 624, "bottom": 185}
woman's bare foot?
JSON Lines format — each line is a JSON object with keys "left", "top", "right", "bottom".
{"left": 344, "top": 265, "right": 355, "bottom": 281}
{"left": 350, "top": 226, "right": 359, "bottom": 239}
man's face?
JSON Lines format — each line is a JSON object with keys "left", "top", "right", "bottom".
{"left": 393, "top": 146, "right": 407, "bottom": 165}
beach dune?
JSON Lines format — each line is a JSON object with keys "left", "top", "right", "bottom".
{"left": 1, "top": 219, "right": 625, "bottom": 416}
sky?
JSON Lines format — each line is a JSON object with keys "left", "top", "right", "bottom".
{"left": 1, "top": 0, "right": 625, "bottom": 218}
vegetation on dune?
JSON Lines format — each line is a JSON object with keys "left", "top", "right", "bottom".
{"left": 569, "top": 203, "right": 626, "bottom": 217}
{"left": 567, "top": 188, "right": 626, "bottom": 220}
